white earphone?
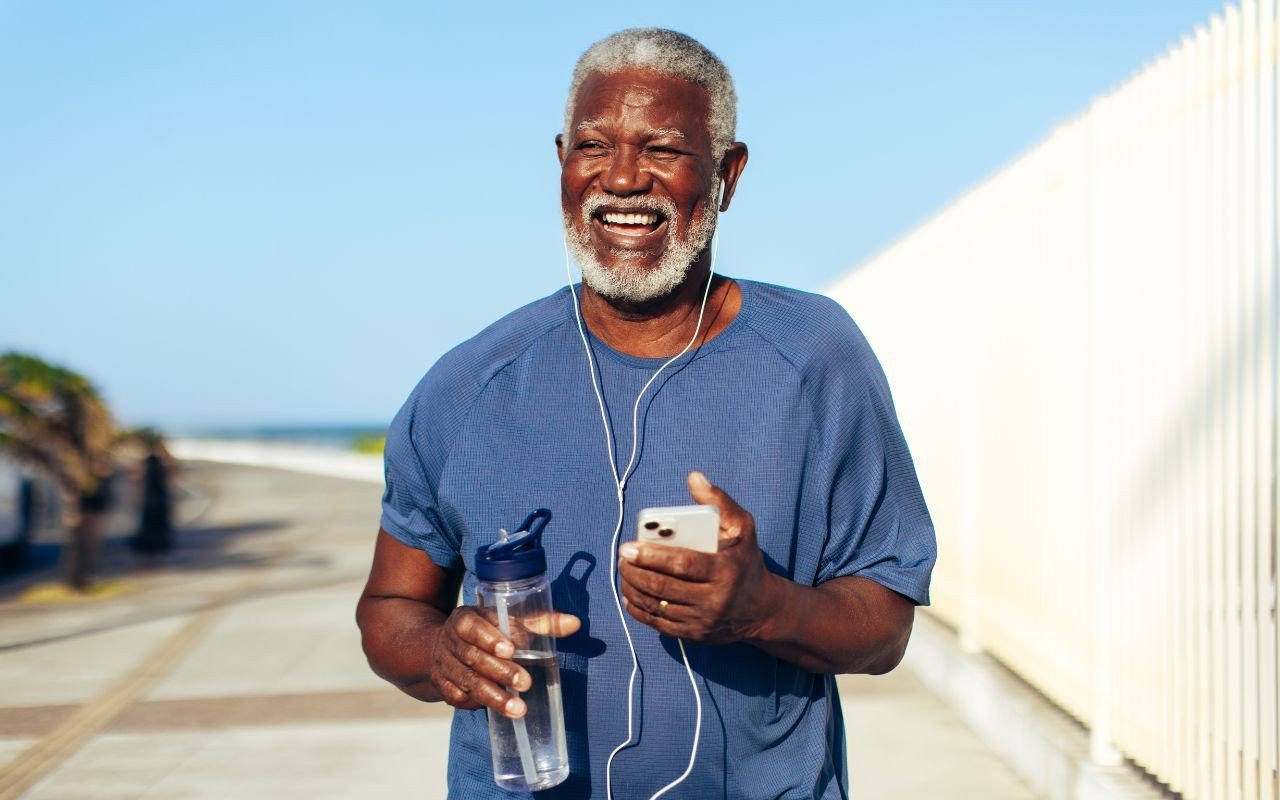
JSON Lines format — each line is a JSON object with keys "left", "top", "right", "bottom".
{"left": 563, "top": 181, "right": 722, "bottom": 800}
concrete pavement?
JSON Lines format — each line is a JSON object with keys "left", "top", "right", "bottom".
{"left": 0, "top": 462, "right": 1035, "bottom": 799}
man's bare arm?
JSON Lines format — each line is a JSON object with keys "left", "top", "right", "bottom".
{"left": 355, "top": 531, "right": 460, "bottom": 702}
{"left": 745, "top": 574, "right": 914, "bottom": 675}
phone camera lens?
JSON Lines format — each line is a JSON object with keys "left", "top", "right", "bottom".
{"left": 658, "top": 528, "right": 674, "bottom": 538}
{"left": 644, "top": 521, "right": 660, "bottom": 531}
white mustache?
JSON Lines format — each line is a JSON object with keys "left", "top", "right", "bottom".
{"left": 579, "top": 194, "right": 677, "bottom": 225}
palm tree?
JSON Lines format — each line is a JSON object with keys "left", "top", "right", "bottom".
{"left": 0, "top": 352, "right": 118, "bottom": 589}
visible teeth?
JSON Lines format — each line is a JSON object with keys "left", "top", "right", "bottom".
{"left": 602, "top": 211, "right": 658, "bottom": 226}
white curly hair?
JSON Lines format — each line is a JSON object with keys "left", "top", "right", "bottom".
{"left": 562, "top": 28, "right": 737, "bottom": 164}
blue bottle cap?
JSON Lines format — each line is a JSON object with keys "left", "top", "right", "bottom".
{"left": 475, "top": 509, "right": 551, "bottom": 582}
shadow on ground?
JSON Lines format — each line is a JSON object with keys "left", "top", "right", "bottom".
{"left": 0, "top": 519, "right": 291, "bottom": 599}
{"left": 0, "top": 461, "right": 376, "bottom": 652}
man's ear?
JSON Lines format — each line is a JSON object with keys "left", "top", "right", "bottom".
{"left": 717, "top": 142, "right": 749, "bottom": 212}
{"left": 555, "top": 134, "right": 565, "bottom": 166}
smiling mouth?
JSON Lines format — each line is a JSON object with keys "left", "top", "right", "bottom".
{"left": 594, "top": 209, "right": 667, "bottom": 238}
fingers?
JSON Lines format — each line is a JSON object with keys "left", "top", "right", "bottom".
{"left": 686, "top": 470, "right": 737, "bottom": 514}
{"left": 434, "top": 608, "right": 531, "bottom": 719}
{"left": 619, "top": 541, "right": 716, "bottom": 582}
{"left": 618, "top": 556, "right": 707, "bottom": 604}
{"left": 620, "top": 583, "right": 693, "bottom": 622}
{"left": 522, "top": 612, "right": 582, "bottom": 638}
{"left": 454, "top": 606, "right": 515, "bottom": 657}
{"left": 435, "top": 672, "right": 523, "bottom": 718}
{"left": 621, "top": 593, "right": 684, "bottom": 635}
{"left": 686, "top": 471, "right": 753, "bottom": 544}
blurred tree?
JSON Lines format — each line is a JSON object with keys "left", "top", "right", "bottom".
{"left": 0, "top": 352, "right": 118, "bottom": 589}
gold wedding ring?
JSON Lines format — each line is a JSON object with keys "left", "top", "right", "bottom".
{"left": 657, "top": 599, "right": 669, "bottom": 617}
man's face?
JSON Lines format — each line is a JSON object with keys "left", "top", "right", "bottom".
{"left": 559, "top": 68, "right": 719, "bottom": 303}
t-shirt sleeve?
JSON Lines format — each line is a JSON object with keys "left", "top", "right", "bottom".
{"left": 812, "top": 335, "right": 936, "bottom": 605}
{"left": 380, "top": 387, "right": 464, "bottom": 572}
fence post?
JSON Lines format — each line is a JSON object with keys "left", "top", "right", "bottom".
{"left": 1088, "top": 99, "right": 1123, "bottom": 768}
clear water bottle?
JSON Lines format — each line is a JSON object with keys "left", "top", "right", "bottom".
{"left": 475, "top": 509, "right": 569, "bottom": 792}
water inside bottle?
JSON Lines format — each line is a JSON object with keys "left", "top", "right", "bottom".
{"left": 489, "top": 650, "right": 569, "bottom": 791}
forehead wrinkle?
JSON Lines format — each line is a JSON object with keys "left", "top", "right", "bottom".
{"left": 620, "top": 85, "right": 657, "bottom": 109}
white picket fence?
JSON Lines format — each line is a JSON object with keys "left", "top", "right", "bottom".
{"left": 828, "top": 2, "right": 1279, "bottom": 797}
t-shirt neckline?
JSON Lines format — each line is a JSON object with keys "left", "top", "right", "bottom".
{"left": 566, "top": 278, "right": 753, "bottom": 369}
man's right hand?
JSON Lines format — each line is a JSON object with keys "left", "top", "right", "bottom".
{"left": 358, "top": 531, "right": 584, "bottom": 719}
{"left": 429, "top": 606, "right": 580, "bottom": 719}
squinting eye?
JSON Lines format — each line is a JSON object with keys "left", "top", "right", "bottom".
{"left": 644, "top": 147, "right": 684, "bottom": 163}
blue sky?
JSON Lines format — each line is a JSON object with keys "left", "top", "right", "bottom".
{"left": 1, "top": 1, "right": 1227, "bottom": 429}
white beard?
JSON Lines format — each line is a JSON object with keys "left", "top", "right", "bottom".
{"left": 563, "top": 183, "right": 719, "bottom": 303}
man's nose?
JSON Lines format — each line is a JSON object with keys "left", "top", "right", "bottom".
{"left": 604, "top": 146, "right": 651, "bottom": 196}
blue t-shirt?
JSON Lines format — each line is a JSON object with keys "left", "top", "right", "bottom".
{"left": 381, "top": 279, "right": 935, "bottom": 800}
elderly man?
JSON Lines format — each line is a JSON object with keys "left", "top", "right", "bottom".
{"left": 357, "top": 28, "right": 935, "bottom": 799}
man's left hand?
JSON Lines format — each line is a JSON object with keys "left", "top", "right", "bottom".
{"left": 617, "top": 471, "right": 777, "bottom": 644}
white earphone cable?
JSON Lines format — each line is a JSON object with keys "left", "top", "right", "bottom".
{"left": 563, "top": 220, "right": 719, "bottom": 800}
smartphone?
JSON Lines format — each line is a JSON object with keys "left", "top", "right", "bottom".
{"left": 636, "top": 505, "right": 720, "bottom": 553}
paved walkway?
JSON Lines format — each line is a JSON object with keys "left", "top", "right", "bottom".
{"left": 0, "top": 462, "right": 1034, "bottom": 799}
